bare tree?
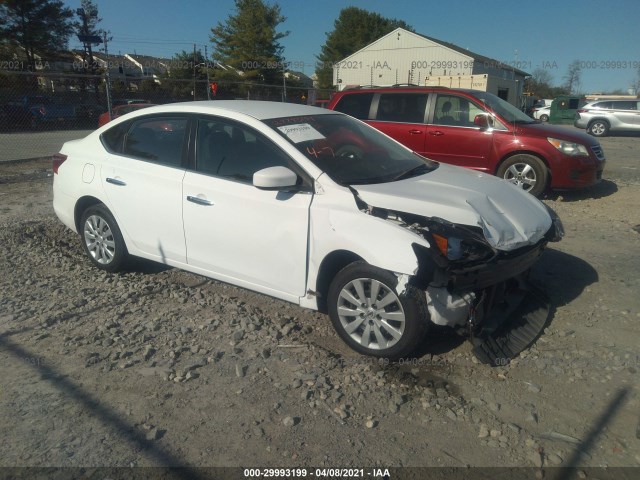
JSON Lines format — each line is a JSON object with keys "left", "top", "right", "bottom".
{"left": 564, "top": 60, "right": 582, "bottom": 95}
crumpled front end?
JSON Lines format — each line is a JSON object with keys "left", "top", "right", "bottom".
{"left": 351, "top": 189, "right": 563, "bottom": 364}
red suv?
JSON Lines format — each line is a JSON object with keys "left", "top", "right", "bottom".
{"left": 328, "top": 87, "right": 605, "bottom": 197}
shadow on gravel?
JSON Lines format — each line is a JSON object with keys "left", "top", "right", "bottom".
{"left": 532, "top": 248, "right": 599, "bottom": 307}
{"left": 555, "top": 387, "right": 630, "bottom": 476}
{"left": 0, "top": 333, "right": 208, "bottom": 479}
{"left": 545, "top": 179, "right": 618, "bottom": 201}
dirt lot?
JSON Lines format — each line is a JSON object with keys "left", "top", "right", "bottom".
{"left": 0, "top": 133, "right": 639, "bottom": 478}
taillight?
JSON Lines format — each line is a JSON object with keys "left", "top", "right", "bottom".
{"left": 52, "top": 153, "right": 67, "bottom": 174}
{"left": 39, "top": 106, "right": 46, "bottom": 116}
{"left": 577, "top": 109, "right": 588, "bottom": 113}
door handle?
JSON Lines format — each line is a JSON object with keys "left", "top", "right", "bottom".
{"left": 408, "top": 129, "right": 423, "bottom": 134}
{"left": 187, "top": 195, "right": 214, "bottom": 206}
{"left": 106, "top": 177, "right": 126, "bottom": 186}
{"left": 429, "top": 131, "right": 444, "bottom": 136}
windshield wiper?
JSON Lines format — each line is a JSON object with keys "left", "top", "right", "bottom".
{"left": 391, "top": 163, "right": 433, "bottom": 181}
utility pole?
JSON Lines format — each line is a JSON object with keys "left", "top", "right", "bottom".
{"left": 282, "top": 61, "right": 287, "bottom": 102}
{"left": 104, "top": 31, "right": 112, "bottom": 118}
{"left": 193, "top": 43, "right": 197, "bottom": 101}
{"left": 205, "top": 45, "right": 211, "bottom": 100}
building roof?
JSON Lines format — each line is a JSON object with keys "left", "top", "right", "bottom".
{"left": 414, "top": 31, "right": 530, "bottom": 77}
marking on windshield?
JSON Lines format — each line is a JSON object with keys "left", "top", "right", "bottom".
{"left": 277, "top": 123, "right": 325, "bottom": 143}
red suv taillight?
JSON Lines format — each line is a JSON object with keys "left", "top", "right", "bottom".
{"left": 52, "top": 153, "right": 67, "bottom": 174}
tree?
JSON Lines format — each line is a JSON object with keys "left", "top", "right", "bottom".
{"left": 524, "top": 67, "right": 565, "bottom": 99}
{"left": 165, "top": 49, "right": 209, "bottom": 100}
{"left": 210, "top": 0, "right": 288, "bottom": 85}
{"left": 315, "top": 7, "right": 414, "bottom": 89}
{"left": 76, "top": 0, "right": 104, "bottom": 73}
{"left": 564, "top": 60, "right": 582, "bottom": 95}
{"left": 0, "top": 0, "right": 75, "bottom": 71}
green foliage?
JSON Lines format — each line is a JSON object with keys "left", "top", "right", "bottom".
{"left": 316, "top": 7, "right": 413, "bottom": 89}
{"left": 210, "top": 0, "right": 289, "bottom": 85}
{"left": 0, "top": 0, "right": 75, "bottom": 71}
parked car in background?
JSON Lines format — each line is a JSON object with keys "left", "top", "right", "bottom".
{"left": 0, "top": 101, "right": 36, "bottom": 131}
{"left": 15, "top": 95, "right": 76, "bottom": 129}
{"left": 532, "top": 105, "right": 551, "bottom": 122}
{"left": 98, "top": 103, "right": 156, "bottom": 127}
{"left": 328, "top": 87, "right": 605, "bottom": 197}
{"left": 112, "top": 98, "right": 152, "bottom": 107}
{"left": 53, "top": 101, "right": 563, "bottom": 363}
{"left": 574, "top": 99, "right": 640, "bottom": 137}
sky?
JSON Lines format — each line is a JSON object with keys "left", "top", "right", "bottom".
{"left": 64, "top": 0, "right": 640, "bottom": 93}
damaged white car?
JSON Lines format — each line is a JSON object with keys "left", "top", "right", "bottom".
{"left": 53, "top": 101, "right": 563, "bottom": 363}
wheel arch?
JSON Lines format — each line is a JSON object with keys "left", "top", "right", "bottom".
{"left": 74, "top": 195, "right": 105, "bottom": 232}
{"left": 314, "top": 249, "right": 364, "bottom": 313}
{"left": 495, "top": 150, "right": 551, "bottom": 184}
{"left": 587, "top": 117, "right": 610, "bottom": 128}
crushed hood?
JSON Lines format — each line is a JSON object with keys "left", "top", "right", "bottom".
{"left": 353, "top": 163, "right": 552, "bottom": 251}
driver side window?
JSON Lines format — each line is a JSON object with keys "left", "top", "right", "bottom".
{"left": 195, "top": 119, "right": 286, "bottom": 182}
{"left": 194, "top": 117, "right": 311, "bottom": 189}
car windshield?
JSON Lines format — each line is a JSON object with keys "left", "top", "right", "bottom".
{"left": 264, "top": 113, "right": 438, "bottom": 185}
{"left": 473, "top": 91, "right": 535, "bottom": 124}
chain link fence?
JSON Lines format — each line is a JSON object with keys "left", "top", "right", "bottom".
{"left": 0, "top": 70, "right": 332, "bottom": 162}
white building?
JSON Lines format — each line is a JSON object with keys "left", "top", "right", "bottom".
{"left": 334, "top": 28, "right": 529, "bottom": 105}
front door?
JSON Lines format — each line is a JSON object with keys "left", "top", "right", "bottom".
{"left": 182, "top": 117, "right": 313, "bottom": 300}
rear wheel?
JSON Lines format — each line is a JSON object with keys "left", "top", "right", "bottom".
{"left": 497, "top": 154, "right": 548, "bottom": 197}
{"left": 327, "top": 262, "right": 429, "bottom": 359}
{"left": 588, "top": 120, "right": 609, "bottom": 137}
{"left": 80, "top": 204, "right": 129, "bottom": 272}
{"left": 539, "top": 114, "right": 549, "bottom": 122}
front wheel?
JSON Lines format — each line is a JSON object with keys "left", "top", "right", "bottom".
{"left": 327, "top": 262, "right": 429, "bottom": 359}
{"left": 588, "top": 120, "right": 609, "bottom": 137}
{"left": 539, "top": 114, "right": 549, "bottom": 122}
{"left": 80, "top": 204, "right": 129, "bottom": 272}
{"left": 496, "top": 154, "right": 548, "bottom": 197}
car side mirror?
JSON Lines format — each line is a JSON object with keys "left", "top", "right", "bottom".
{"left": 474, "top": 114, "right": 494, "bottom": 129}
{"left": 253, "top": 166, "right": 298, "bottom": 190}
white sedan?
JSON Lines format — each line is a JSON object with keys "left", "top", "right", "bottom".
{"left": 532, "top": 105, "right": 551, "bottom": 122}
{"left": 53, "top": 101, "right": 563, "bottom": 362}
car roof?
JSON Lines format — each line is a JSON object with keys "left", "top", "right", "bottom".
{"left": 130, "top": 100, "right": 335, "bottom": 120}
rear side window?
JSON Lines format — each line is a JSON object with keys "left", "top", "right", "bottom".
{"left": 123, "top": 117, "right": 188, "bottom": 167}
{"left": 374, "top": 93, "right": 427, "bottom": 123}
{"left": 611, "top": 101, "right": 637, "bottom": 110}
{"left": 100, "top": 121, "right": 129, "bottom": 153}
{"left": 592, "top": 102, "right": 612, "bottom": 109}
{"left": 333, "top": 93, "right": 374, "bottom": 119}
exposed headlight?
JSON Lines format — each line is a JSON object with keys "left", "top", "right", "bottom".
{"left": 431, "top": 233, "right": 495, "bottom": 263}
{"left": 547, "top": 137, "right": 589, "bottom": 156}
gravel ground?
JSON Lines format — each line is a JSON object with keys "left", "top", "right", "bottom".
{"left": 0, "top": 135, "right": 639, "bottom": 476}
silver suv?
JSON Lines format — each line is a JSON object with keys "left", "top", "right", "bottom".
{"left": 575, "top": 99, "right": 640, "bottom": 137}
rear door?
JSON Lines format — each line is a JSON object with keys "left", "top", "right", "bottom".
{"left": 424, "top": 93, "right": 494, "bottom": 170}
{"left": 367, "top": 92, "right": 429, "bottom": 156}
{"left": 101, "top": 115, "right": 188, "bottom": 262}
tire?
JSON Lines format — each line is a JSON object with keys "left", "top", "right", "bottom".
{"left": 539, "top": 114, "right": 549, "bottom": 122}
{"left": 588, "top": 120, "right": 609, "bottom": 137}
{"left": 496, "top": 154, "right": 548, "bottom": 197}
{"left": 327, "top": 261, "right": 429, "bottom": 359}
{"left": 80, "top": 204, "right": 129, "bottom": 272}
